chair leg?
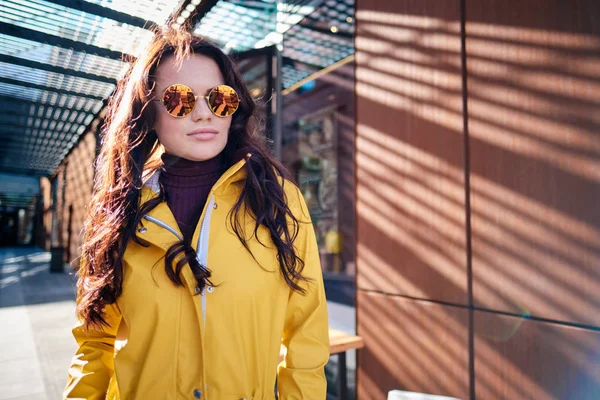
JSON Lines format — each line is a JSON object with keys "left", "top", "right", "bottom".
{"left": 337, "top": 352, "right": 348, "bottom": 400}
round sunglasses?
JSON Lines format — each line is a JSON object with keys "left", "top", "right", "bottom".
{"left": 156, "top": 84, "right": 240, "bottom": 118}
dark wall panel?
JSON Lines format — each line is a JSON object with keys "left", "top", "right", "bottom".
{"left": 355, "top": 0, "right": 468, "bottom": 305}
{"left": 474, "top": 311, "right": 600, "bottom": 399}
{"left": 357, "top": 291, "right": 470, "bottom": 400}
{"left": 467, "top": 0, "right": 600, "bottom": 326}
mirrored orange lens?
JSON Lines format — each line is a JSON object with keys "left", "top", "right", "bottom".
{"left": 208, "top": 85, "right": 239, "bottom": 117}
{"left": 162, "top": 84, "right": 195, "bottom": 117}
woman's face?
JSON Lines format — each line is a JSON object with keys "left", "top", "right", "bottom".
{"left": 153, "top": 54, "right": 232, "bottom": 161}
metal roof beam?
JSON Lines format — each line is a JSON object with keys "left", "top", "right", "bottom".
{"left": 227, "top": 2, "right": 276, "bottom": 12}
{"left": 230, "top": 45, "right": 276, "bottom": 60}
{"left": 0, "top": 126, "right": 79, "bottom": 138}
{"left": 1, "top": 150, "right": 66, "bottom": 159}
{"left": 282, "top": 56, "right": 324, "bottom": 71}
{"left": 0, "top": 110, "right": 94, "bottom": 123}
{"left": 1, "top": 122, "right": 83, "bottom": 137}
{"left": 0, "top": 120, "right": 84, "bottom": 138}
{"left": 0, "top": 106, "right": 91, "bottom": 120}
{"left": 0, "top": 105, "right": 91, "bottom": 118}
{"left": 0, "top": 126, "right": 81, "bottom": 141}
{"left": 185, "top": 0, "right": 220, "bottom": 27}
{"left": 0, "top": 126, "right": 85, "bottom": 138}
{"left": 0, "top": 103, "right": 91, "bottom": 115}
{"left": 0, "top": 199, "right": 37, "bottom": 204}
{"left": 0, "top": 162, "right": 57, "bottom": 174}
{"left": 0, "top": 165, "right": 49, "bottom": 177}
{"left": 2, "top": 132, "right": 73, "bottom": 142}
{"left": 0, "top": 144, "right": 68, "bottom": 153}
{"left": 0, "top": 95, "right": 100, "bottom": 111}
{"left": 47, "top": 0, "right": 155, "bottom": 30}
{"left": 0, "top": 22, "right": 126, "bottom": 60}
{"left": 0, "top": 54, "right": 117, "bottom": 85}
{"left": 0, "top": 154, "right": 62, "bottom": 167}
{"left": 0, "top": 76, "right": 105, "bottom": 100}
{"left": 0, "top": 152, "right": 56, "bottom": 162}
{"left": 0, "top": 203, "right": 37, "bottom": 208}
{"left": 0, "top": 154, "right": 61, "bottom": 165}
{"left": 298, "top": 23, "right": 353, "bottom": 39}
{"left": 0, "top": 120, "right": 82, "bottom": 131}
{"left": 3, "top": 146, "right": 72, "bottom": 154}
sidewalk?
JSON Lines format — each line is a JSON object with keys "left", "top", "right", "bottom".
{"left": 0, "top": 247, "right": 78, "bottom": 400}
{"left": 0, "top": 247, "right": 357, "bottom": 399}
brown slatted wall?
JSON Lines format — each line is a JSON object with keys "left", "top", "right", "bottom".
{"left": 355, "top": 0, "right": 600, "bottom": 398}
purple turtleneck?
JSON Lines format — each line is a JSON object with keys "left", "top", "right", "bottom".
{"left": 160, "top": 152, "right": 224, "bottom": 243}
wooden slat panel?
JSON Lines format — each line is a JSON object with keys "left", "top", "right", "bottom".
{"left": 357, "top": 291, "right": 470, "bottom": 400}
{"left": 467, "top": 0, "right": 600, "bottom": 326}
{"left": 474, "top": 311, "right": 600, "bottom": 399}
{"left": 355, "top": 0, "right": 468, "bottom": 304}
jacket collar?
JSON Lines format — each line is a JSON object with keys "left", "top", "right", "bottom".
{"left": 134, "top": 154, "right": 251, "bottom": 250}
{"left": 142, "top": 153, "right": 251, "bottom": 197}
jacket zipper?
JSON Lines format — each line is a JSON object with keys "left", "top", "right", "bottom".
{"left": 142, "top": 195, "right": 216, "bottom": 327}
{"left": 197, "top": 194, "right": 215, "bottom": 328}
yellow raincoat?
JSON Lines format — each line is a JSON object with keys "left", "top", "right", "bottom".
{"left": 64, "top": 157, "right": 330, "bottom": 399}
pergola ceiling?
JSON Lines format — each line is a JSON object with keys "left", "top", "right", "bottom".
{"left": 0, "top": 0, "right": 354, "bottom": 183}
{"left": 0, "top": 0, "right": 182, "bottom": 178}
{"left": 194, "top": 0, "right": 354, "bottom": 88}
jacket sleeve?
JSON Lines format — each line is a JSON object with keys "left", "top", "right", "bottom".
{"left": 278, "top": 186, "right": 330, "bottom": 399}
{"left": 63, "top": 302, "right": 122, "bottom": 400}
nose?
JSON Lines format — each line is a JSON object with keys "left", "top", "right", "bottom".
{"left": 191, "top": 97, "right": 212, "bottom": 121}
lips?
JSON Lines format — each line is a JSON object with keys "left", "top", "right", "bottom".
{"left": 187, "top": 127, "right": 219, "bottom": 140}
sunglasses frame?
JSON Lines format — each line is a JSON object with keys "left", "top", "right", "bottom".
{"left": 156, "top": 83, "right": 239, "bottom": 118}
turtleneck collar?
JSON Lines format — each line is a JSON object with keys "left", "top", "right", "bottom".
{"left": 161, "top": 152, "right": 223, "bottom": 174}
{"left": 159, "top": 152, "right": 224, "bottom": 188}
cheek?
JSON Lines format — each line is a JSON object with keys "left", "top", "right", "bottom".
{"left": 219, "top": 121, "right": 231, "bottom": 147}
{"left": 154, "top": 110, "right": 165, "bottom": 133}
{"left": 155, "top": 110, "right": 173, "bottom": 132}
{"left": 154, "top": 112, "right": 181, "bottom": 142}
{"left": 221, "top": 118, "right": 232, "bottom": 133}
{"left": 154, "top": 117, "right": 177, "bottom": 149}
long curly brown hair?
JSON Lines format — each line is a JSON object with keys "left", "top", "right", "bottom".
{"left": 77, "top": 26, "right": 310, "bottom": 329}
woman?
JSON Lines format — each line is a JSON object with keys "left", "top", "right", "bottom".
{"left": 64, "top": 25, "right": 329, "bottom": 400}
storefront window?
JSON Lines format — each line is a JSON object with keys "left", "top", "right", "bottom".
{"left": 296, "top": 108, "right": 341, "bottom": 272}
{"left": 281, "top": 62, "right": 355, "bottom": 285}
